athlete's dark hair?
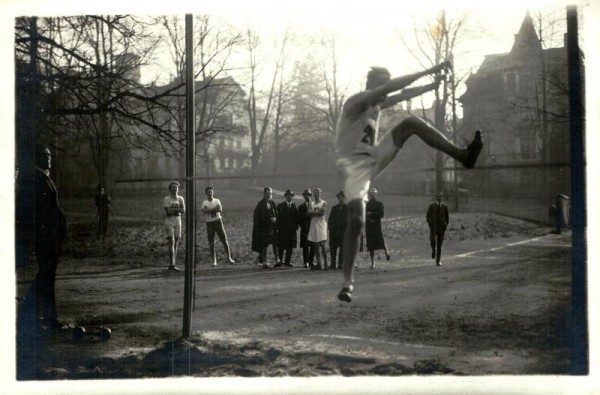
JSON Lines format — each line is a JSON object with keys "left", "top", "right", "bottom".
{"left": 366, "top": 67, "right": 391, "bottom": 89}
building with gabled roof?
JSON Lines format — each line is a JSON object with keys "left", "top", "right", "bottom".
{"left": 458, "top": 12, "right": 572, "bottom": 199}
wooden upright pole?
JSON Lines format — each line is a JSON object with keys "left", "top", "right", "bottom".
{"left": 182, "top": 14, "right": 196, "bottom": 339}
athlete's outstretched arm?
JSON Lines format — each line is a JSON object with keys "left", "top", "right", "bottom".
{"left": 371, "top": 60, "right": 450, "bottom": 99}
{"left": 381, "top": 79, "right": 441, "bottom": 109}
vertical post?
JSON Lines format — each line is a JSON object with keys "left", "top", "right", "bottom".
{"left": 451, "top": 64, "right": 459, "bottom": 211}
{"left": 182, "top": 14, "right": 196, "bottom": 339}
{"left": 566, "top": 5, "right": 587, "bottom": 374}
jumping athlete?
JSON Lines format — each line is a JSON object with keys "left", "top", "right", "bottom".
{"left": 336, "top": 60, "right": 483, "bottom": 302}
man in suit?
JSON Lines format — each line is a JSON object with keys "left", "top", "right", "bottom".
{"left": 95, "top": 184, "right": 111, "bottom": 237}
{"left": 327, "top": 191, "right": 347, "bottom": 269}
{"left": 17, "top": 143, "right": 68, "bottom": 331}
{"left": 276, "top": 189, "right": 298, "bottom": 267}
{"left": 426, "top": 192, "right": 449, "bottom": 266}
{"left": 297, "top": 189, "right": 314, "bottom": 268}
{"left": 251, "top": 187, "right": 279, "bottom": 268}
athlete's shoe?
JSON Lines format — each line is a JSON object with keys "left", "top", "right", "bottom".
{"left": 337, "top": 286, "right": 354, "bottom": 303}
{"left": 462, "top": 130, "right": 483, "bottom": 169}
{"left": 168, "top": 265, "right": 181, "bottom": 271}
{"left": 436, "top": 261, "right": 443, "bottom": 266}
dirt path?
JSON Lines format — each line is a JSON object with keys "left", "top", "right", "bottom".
{"left": 16, "top": 231, "right": 572, "bottom": 379}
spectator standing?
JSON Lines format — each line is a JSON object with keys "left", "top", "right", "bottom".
{"left": 276, "top": 189, "right": 298, "bottom": 267}
{"left": 308, "top": 188, "right": 328, "bottom": 270}
{"left": 95, "top": 185, "right": 111, "bottom": 237}
{"left": 201, "top": 186, "right": 235, "bottom": 267}
{"left": 297, "top": 189, "right": 314, "bottom": 268}
{"left": 251, "top": 187, "right": 280, "bottom": 268}
{"left": 328, "top": 191, "right": 347, "bottom": 270}
{"left": 365, "top": 187, "right": 390, "bottom": 268}
{"left": 164, "top": 181, "right": 185, "bottom": 271}
{"left": 426, "top": 192, "right": 449, "bottom": 266}
{"left": 17, "top": 143, "right": 68, "bottom": 331}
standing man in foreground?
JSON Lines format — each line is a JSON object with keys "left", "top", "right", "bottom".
{"left": 164, "top": 181, "right": 185, "bottom": 271}
{"left": 426, "top": 192, "right": 449, "bottom": 266}
{"left": 276, "top": 189, "right": 298, "bottom": 267}
{"left": 17, "top": 143, "right": 68, "bottom": 331}
{"left": 335, "top": 61, "right": 483, "bottom": 302}
{"left": 201, "top": 186, "right": 235, "bottom": 267}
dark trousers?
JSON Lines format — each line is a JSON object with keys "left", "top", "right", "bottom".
{"left": 207, "top": 219, "right": 231, "bottom": 258}
{"left": 278, "top": 246, "right": 293, "bottom": 265}
{"left": 99, "top": 211, "right": 109, "bottom": 235}
{"left": 22, "top": 249, "right": 60, "bottom": 324}
{"left": 302, "top": 243, "right": 314, "bottom": 266}
{"left": 429, "top": 229, "right": 445, "bottom": 263}
{"left": 330, "top": 244, "right": 343, "bottom": 268}
{"left": 259, "top": 244, "right": 278, "bottom": 264}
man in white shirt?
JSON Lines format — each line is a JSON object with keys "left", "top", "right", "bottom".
{"left": 201, "top": 186, "right": 235, "bottom": 267}
{"left": 164, "top": 181, "right": 185, "bottom": 271}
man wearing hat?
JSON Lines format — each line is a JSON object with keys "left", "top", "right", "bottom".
{"left": 328, "top": 191, "right": 347, "bottom": 269}
{"left": 276, "top": 189, "right": 298, "bottom": 267}
{"left": 426, "top": 192, "right": 449, "bottom": 266}
{"left": 297, "top": 189, "right": 314, "bottom": 268}
{"left": 164, "top": 181, "right": 185, "bottom": 271}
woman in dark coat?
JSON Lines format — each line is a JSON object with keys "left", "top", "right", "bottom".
{"left": 251, "top": 187, "right": 279, "bottom": 267}
{"left": 365, "top": 187, "right": 390, "bottom": 268}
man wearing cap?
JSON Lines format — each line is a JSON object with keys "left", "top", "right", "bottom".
{"left": 426, "top": 192, "right": 449, "bottom": 266}
{"left": 251, "top": 187, "right": 279, "bottom": 267}
{"left": 164, "top": 181, "right": 185, "bottom": 271}
{"left": 365, "top": 187, "right": 390, "bottom": 268}
{"left": 328, "top": 191, "right": 347, "bottom": 269}
{"left": 201, "top": 186, "right": 235, "bottom": 267}
{"left": 297, "top": 189, "right": 314, "bottom": 268}
{"left": 276, "top": 189, "right": 298, "bottom": 267}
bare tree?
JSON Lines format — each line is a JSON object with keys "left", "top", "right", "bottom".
{"left": 400, "top": 10, "right": 469, "bottom": 192}
{"left": 159, "top": 15, "right": 245, "bottom": 178}
{"left": 244, "top": 28, "right": 290, "bottom": 177}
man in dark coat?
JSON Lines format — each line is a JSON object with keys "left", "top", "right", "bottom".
{"left": 297, "top": 189, "right": 314, "bottom": 268}
{"left": 365, "top": 187, "right": 390, "bottom": 268}
{"left": 327, "top": 191, "right": 347, "bottom": 269}
{"left": 276, "top": 189, "right": 298, "bottom": 267}
{"left": 95, "top": 185, "right": 111, "bottom": 237}
{"left": 17, "top": 143, "right": 68, "bottom": 331}
{"left": 251, "top": 187, "right": 279, "bottom": 268}
{"left": 426, "top": 191, "right": 449, "bottom": 266}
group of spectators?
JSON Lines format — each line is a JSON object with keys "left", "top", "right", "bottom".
{"left": 251, "top": 186, "right": 390, "bottom": 270}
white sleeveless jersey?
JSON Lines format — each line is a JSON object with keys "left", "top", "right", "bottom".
{"left": 335, "top": 102, "right": 381, "bottom": 156}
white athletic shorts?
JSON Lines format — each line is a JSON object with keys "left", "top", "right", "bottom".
{"left": 165, "top": 215, "right": 182, "bottom": 238}
{"left": 336, "top": 154, "right": 377, "bottom": 201}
